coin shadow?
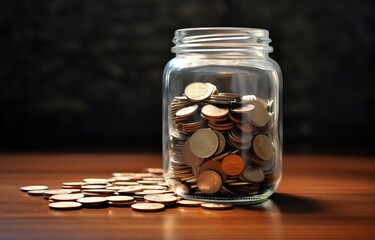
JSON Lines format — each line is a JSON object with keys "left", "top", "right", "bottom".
{"left": 238, "top": 193, "right": 325, "bottom": 214}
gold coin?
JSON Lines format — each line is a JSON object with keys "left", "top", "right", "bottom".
{"left": 49, "top": 201, "right": 82, "bottom": 210}
{"left": 190, "top": 128, "right": 218, "bottom": 158}
{"left": 175, "top": 104, "right": 199, "bottom": 117}
{"left": 131, "top": 202, "right": 165, "bottom": 212}
{"left": 184, "top": 82, "right": 213, "bottom": 102}
{"left": 197, "top": 170, "right": 222, "bottom": 194}
{"left": 181, "top": 141, "right": 204, "bottom": 167}
{"left": 222, "top": 154, "right": 245, "bottom": 176}
{"left": 50, "top": 193, "right": 85, "bottom": 202}
{"left": 20, "top": 185, "right": 49, "bottom": 192}
{"left": 200, "top": 203, "right": 233, "bottom": 210}
{"left": 201, "top": 104, "right": 228, "bottom": 118}
{"left": 253, "top": 134, "right": 274, "bottom": 161}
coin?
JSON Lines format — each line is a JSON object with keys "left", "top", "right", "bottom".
{"left": 241, "top": 167, "right": 265, "bottom": 183}
{"left": 106, "top": 196, "right": 134, "bottom": 202}
{"left": 253, "top": 134, "right": 273, "bottom": 161}
{"left": 144, "top": 194, "right": 178, "bottom": 203}
{"left": 190, "top": 128, "right": 218, "bottom": 158}
{"left": 81, "top": 185, "right": 107, "bottom": 190}
{"left": 118, "top": 186, "right": 145, "bottom": 195}
{"left": 83, "top": 178, "right": 110, "bottom": 185}
{"left": 43, "top": 189, "right": 72, "bottom": 199}
{"left": 77, "top": 197, "right": 108, "bottom": 208}
{"left": 222, "top": 154, "right": 245, "bottom": 176}
{"left": 49, "top": 201, "right": 82, "bottom": 210}
{"left": 247, "top": 100, "right": 269, "bottom": 127}
{"left": 197, "top": 170, "right": 222, "bottom": 194}
{"left": 50, "top": 193, "right": 85, "bottom": 202}
{"left": 131, "top": 202, "right": 165, "bottom": 212}
{"left": 184, "top": 82, "right": 213, "bottom": 102}
{"left": 181, "top": 141, "right": 204, "bottom": 167}
{"left": 175, "top": 104, "right": 199, "bottom": 117}
{"left": 201, "top": 104, "right": 228, "bottom": 118}
{"left": 28, "top": 190, "right": 46, "bottom": 196}
{"left": 62, "top": 182, "right": 86, "bottom": 188}
{"left": 231, "top": 104, "right": 255, "bottom": 113}
{"left": 20, "top": 185, "right": 49, "bottom": 192}
{"left": 200, "top": 203, "right": 233, "bottom": 210}
{"left": 178, "top": 200, "right": 205, "bottom": 207}
{"left": 212, "top": 130, "right": 226, "bottom": 155}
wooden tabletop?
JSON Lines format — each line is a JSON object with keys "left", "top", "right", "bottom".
{"left": 0, "top": 153, "right": 374, "bottom": 240}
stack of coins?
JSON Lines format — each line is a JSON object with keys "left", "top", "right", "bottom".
{"left": 166, "top": 82, "right": 280, "bottom": 197}
{"left": 20, "top": 169, "right": 234, "bottom": 211}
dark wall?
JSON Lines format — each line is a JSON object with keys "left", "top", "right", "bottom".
{"left": 1, "top": 0, "right": 374, "bottom": 153}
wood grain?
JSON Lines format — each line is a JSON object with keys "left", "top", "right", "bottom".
{"left": 0, "top": 154, "right": 374, "bottom": 240}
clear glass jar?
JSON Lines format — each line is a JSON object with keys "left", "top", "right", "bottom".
{"left": 162, "top": 27, "right": 282, "bottom": 204}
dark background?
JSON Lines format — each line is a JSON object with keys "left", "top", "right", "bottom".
{"left": 1, "top": 0, "right": 374, "bottom": 154}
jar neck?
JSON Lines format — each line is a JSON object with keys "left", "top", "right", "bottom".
{"left": 172, "top": 27, "right": 273, "bottom": 58}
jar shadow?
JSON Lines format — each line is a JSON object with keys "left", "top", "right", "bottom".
{"left": 238, "top": 192, "right": 325, "bottom": 214}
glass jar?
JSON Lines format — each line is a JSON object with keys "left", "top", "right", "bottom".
{"left": 162, "top": 27, "right": 282, "bottom": 204}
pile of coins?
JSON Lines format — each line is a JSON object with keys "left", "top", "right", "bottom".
{"left": 20, "top": 168, "right": 233, "bottom": 212}
{"left": 167, "top": 82, "right": 280, "bottom": 198}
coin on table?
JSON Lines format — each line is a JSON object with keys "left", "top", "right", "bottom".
{"left": 77, "top": 197, "right": 108, "bottom": 208}
{"left": 28, "top": 190, "right": 46, "bottom": 196}
{"left": 175, "top": 104, "right": 199, "bottom": 118}
{"left": 118, "top": 186, "right": 145, "bottom": 195}
{"left": 197, "top": 170, "right": 222, "bottom": 194}
{"left": 81, "top": 185, "right": 107, "bottom": 190}
{"left": 184, "top": 82, "right": 213, "bottom": 102}
{"left": 83, "top": 178, "right": 110, "bottom": 185}
{"left": 201, "top": 203, "right": 233, "bottom": 210}
{"left": 20, "top": 185, "right": 49, "bottom": 192}
{"left": 222, "top": 154, "right": 245, "bottom": 176}
{"left": 201, "top": 104, "right": 229, "bottom": 118}
{"left": 131, "top": 202, "right": 165, "bottom": 212}
{"left": 178, "top": 200, "right": 205, "bottom": 207}
{"left": 49, "top": 201, "right": 82, "bottom": 210}
{"left": 144, "top": 194, "right": 178, "bottom": 204}
{"left": 50, "top": 193, "right": 85, "bottom": 202}
{"left": 62, "top": 182, "right": 87, "bottom": 188}
{"left": 253, "top": 134, "right": 274, "bottom": 161}
{"left": 181, "top": 141, "right": 204, "bottom": 167}
{"left": 106, "top": 196, "right": 134, "bottom": 202}
{"left": 43, "top": 189, "right": 72, "bottom": 199}
{"left": 190, "top": 128, "right": 218, "bottom": 158}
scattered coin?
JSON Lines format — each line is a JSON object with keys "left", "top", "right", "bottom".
{"left": 49, "top": 201, "right": 82, "bottom": 210}
{"left": 20, "top": 185, "right": 49, "bottom": 192}
{"left": 178, "top": 200, "right": 204, "bottom": 207}
{"left": 50, "top": 193, "right": 85, "bottom": 202}
{"left": 106, "top": 196, "right": 134, "bottom": 202}
{"left": 131, "top": 203, "right": 165, "bottom": 212}
{"left": 144, "top": 194, "right": 178, "bottom": 204}
{"left": 28, "top": 190, "right": 46, "bottom": 196}
{"left": 201, "top": 203, "right": 233, "bottom": 210}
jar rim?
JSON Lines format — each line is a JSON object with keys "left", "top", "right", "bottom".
{"left": 172, "top": 27, "right": 273, "bottom": 54}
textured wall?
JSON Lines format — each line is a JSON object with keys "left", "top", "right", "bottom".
{"left": 0, "top": 0, "right": 374, "bottom": 153}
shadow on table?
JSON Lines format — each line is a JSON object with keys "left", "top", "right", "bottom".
{"left": 238, "top": 193, "right": 325, "bottom": 214}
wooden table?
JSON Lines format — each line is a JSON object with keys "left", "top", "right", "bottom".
{"left": 1, "top": 153, "right": 374, "bottom": 239}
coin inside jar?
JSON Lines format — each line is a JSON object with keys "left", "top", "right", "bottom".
{"left": 197, "top": 170, "right": 222, "bottom": 194}
{"left": 182, "top": 141, "right": 205, "bottom": 167}
{"left": 253, "top": 134, "right": 274, "bottom": 161}
{"left": 189, "top": 128, "right": 218, "bottom": 158}
{"left": 184, "top": 82, "right": 213, "bottom": 102}
{"left": 221, "top": 154, "right": 245, "bottom": 176}
{"left": 201, "top": 104, "right": 229, "bottom": 118}
{"left": 175, "top": 104, "right": 199, "bottom": 118}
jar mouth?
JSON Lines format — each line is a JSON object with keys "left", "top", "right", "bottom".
{"left": 172, "top": 27, "right": 273, "bottom": 53}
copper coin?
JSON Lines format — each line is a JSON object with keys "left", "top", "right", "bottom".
{"left": 201, "top": 104, "right": 228, "bottom": 118}
{"left": 222, "top": 154, "right": 245, "bottom": 176}
{"left": 197, "top": 170, "right": 222, "bottom": 194}
{"left": 175, "top": 104, "right": 199, "bottom": 117}
{"left": 241, "top": 167, "right": 265, "bottom": 183}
